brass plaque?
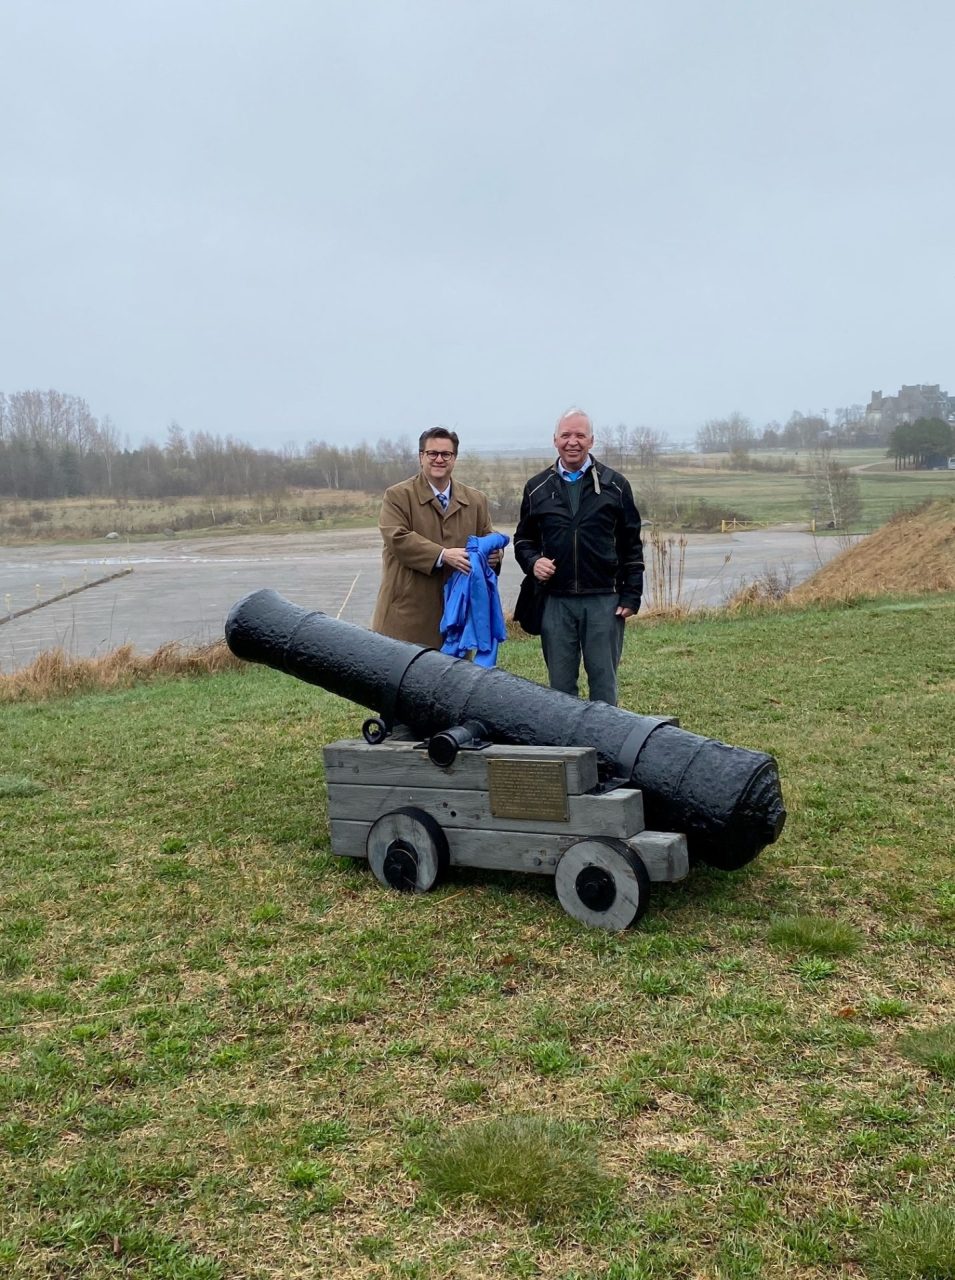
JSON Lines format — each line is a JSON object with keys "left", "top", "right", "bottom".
{"left": 487, "top": 758, "right": 568, "bottom": 822}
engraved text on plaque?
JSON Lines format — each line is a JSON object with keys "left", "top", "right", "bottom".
{"left": 487, "top": 758, "right": 568, "bottom": 822}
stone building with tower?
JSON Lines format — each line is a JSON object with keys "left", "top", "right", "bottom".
{"left": 865, "top": 384, "right": 955, "bottom": 438}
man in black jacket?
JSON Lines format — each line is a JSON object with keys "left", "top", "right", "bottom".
{"left": 514, "top": 409, "right": 644, "bottom": 706}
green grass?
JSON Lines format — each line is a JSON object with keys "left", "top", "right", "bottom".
{"left": 0, "top": 775, "right": 46, "bottom": 798}
{"left": 416, "top": 1115, "right": 615, "bottom": 1220}
{"left": 0, "top": 594, "right": 953, "bottom": 1275}
{"left": 898, "top": 1024, "right": 955, "bottom": 1081}
{"left": 767, "top": 914, "right": 863, "bottom": 956}
{"left": 630, "top": 458, "right": 955, "bottom": 529}
{"left": 861, "top": 1201, "right": 955, "bottom": 1279}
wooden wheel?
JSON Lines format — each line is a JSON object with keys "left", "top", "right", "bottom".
{"left": 366, "top": 807, "right": 449, "bottom": 894}
{"left": 555, "top": 837, "right": 650, "bottom": 930}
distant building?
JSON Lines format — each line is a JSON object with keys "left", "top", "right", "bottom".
{"left": 865, "top": 384, "right": 955, "bottom": 438}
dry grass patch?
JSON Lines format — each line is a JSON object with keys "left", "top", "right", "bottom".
{"left": 0, "top": 639, "right": 244, "bottom": 702}
{"left": 789, "top": 497, "right": 955, "bottom": 604}
{"left": 0, "top": 489, "right": 379, "bottom": 542}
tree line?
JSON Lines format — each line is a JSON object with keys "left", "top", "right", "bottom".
{"left": 1, "top": 387, "right": 924, "bottom": 526}
{"left": 694, "top": 408, "right": 872, "bottom": 455}
{"left": 0, "top": 389, "right": 677, "bottom": 504}
{"left": 0, "top": 390, "right": 421, "bottom": 500}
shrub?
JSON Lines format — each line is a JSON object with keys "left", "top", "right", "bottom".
{"left": 726, "top": 565, "right": 796, "bottom": 609}
{"left": 650, "top": 498, "right": 754, "bottom": 531}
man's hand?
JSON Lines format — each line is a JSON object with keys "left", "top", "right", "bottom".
{"left": 533, "top": 557, "right": 556, "bottom": 582}
{"left": 487, "top": 549, "right": 503, "bottom": 568}
{"left": 615, "top": 605, "right": 635, "bottom": 618}
{"left": 444, "top": 547, "right": 472, "bottom": 574}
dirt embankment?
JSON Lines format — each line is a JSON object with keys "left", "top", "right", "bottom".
{"left": 788, "top": 497, "right": 955, "bottom": 603}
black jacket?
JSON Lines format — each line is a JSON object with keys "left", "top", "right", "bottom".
{"left": 514, "top": 458, "right": 644, "bottom": 610}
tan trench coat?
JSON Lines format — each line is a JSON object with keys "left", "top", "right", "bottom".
{"left": 370, "top": 472, "right": 494, "bottom": 648}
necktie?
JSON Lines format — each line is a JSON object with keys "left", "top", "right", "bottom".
{"left": 437, "top": 491, "right": 449, "bottom": 510}
{"left": 564, "top": 470, "right": 583, "bottom": 483}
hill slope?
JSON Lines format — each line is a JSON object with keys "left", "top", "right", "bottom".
{"left": 789, "top": 496, "right": 955, "bottom": 603}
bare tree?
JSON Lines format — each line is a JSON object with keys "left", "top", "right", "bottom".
{"left": 634, "top": 467, "right": 667, "bottom": 523}
{"left": 806, "top": 442, "right": 861, "bottom": 535}
{"left": 783, "top": 412, "right": 829, "bottom": 449}
{"left": 696, "top": 412, "right": 754, "bottom": 453}
{"left": 595, "top": 423, "right": 630, "bottom": 468}
{"left": 630, "top": 426, "right": 668, "bottom": 468}
{"left": 93, "top": 415, "right": 122, "bottom": 494}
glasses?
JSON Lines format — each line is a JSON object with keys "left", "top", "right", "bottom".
{"left": 422, "top": 450, "right": 455, "bottom": 461}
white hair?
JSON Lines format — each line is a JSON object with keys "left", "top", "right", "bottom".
{"left": 555, "top": 407, "right": 593, "bottom": 434}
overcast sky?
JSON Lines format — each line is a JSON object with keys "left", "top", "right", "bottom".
{"left": 2, "top": 1, "right": 953, "bottom": 451}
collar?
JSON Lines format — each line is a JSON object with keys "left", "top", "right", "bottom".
{"left": 428, "top": 481, "right": 451, "bottom": 500}
{"left": 556, "top": 455, "right": 593, "bottom": 479}
{"left": 555, "top": 455, "right": 599, "bottom": 492}
{"left": 414, "top": 472, "right": 467, "bottom": 505}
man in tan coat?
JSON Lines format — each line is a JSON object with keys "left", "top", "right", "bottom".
{"left": 371, "top": 428, "right": 497, "bottom": 648}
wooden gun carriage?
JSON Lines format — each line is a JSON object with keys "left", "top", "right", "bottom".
{"left": 323, "top": 728, "right": 689, "bottom": 930}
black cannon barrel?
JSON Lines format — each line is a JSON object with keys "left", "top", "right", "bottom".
{"left": 225, "top": 589, "right": 786, "bottom": 870}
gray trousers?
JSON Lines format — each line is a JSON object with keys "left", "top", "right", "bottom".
{"left": 540, "top": 593, "right": 625, "bottom": 706}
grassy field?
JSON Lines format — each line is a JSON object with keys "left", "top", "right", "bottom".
{"left": 0, "top": 490, "right": 380, "bottom": 544}
{"left": 2, "top": 455, "right": 952, "bottom": 544}
{"left": 1, "top": 598, "right": 954, "bottom": 1278}
{"left": 626, "top": 463, "right": 955, "bottom": 530}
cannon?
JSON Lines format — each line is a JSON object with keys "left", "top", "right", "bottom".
{"left": 224, "top": 590, "right": 785, "bottom": 928}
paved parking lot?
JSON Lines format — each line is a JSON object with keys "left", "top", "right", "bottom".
{"left": 1, "top": 526, "right": 850, "bottom": 671}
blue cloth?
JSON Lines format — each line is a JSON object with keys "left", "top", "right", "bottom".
{"left": 440, "top": 531, "right": 510, "bottom": 667}
{"left": 563, "top": 470, "right": 584, "bottom": 482}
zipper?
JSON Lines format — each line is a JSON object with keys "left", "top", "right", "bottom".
{"left": 573, "top": 530, "right": 579, "bottom": 592}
